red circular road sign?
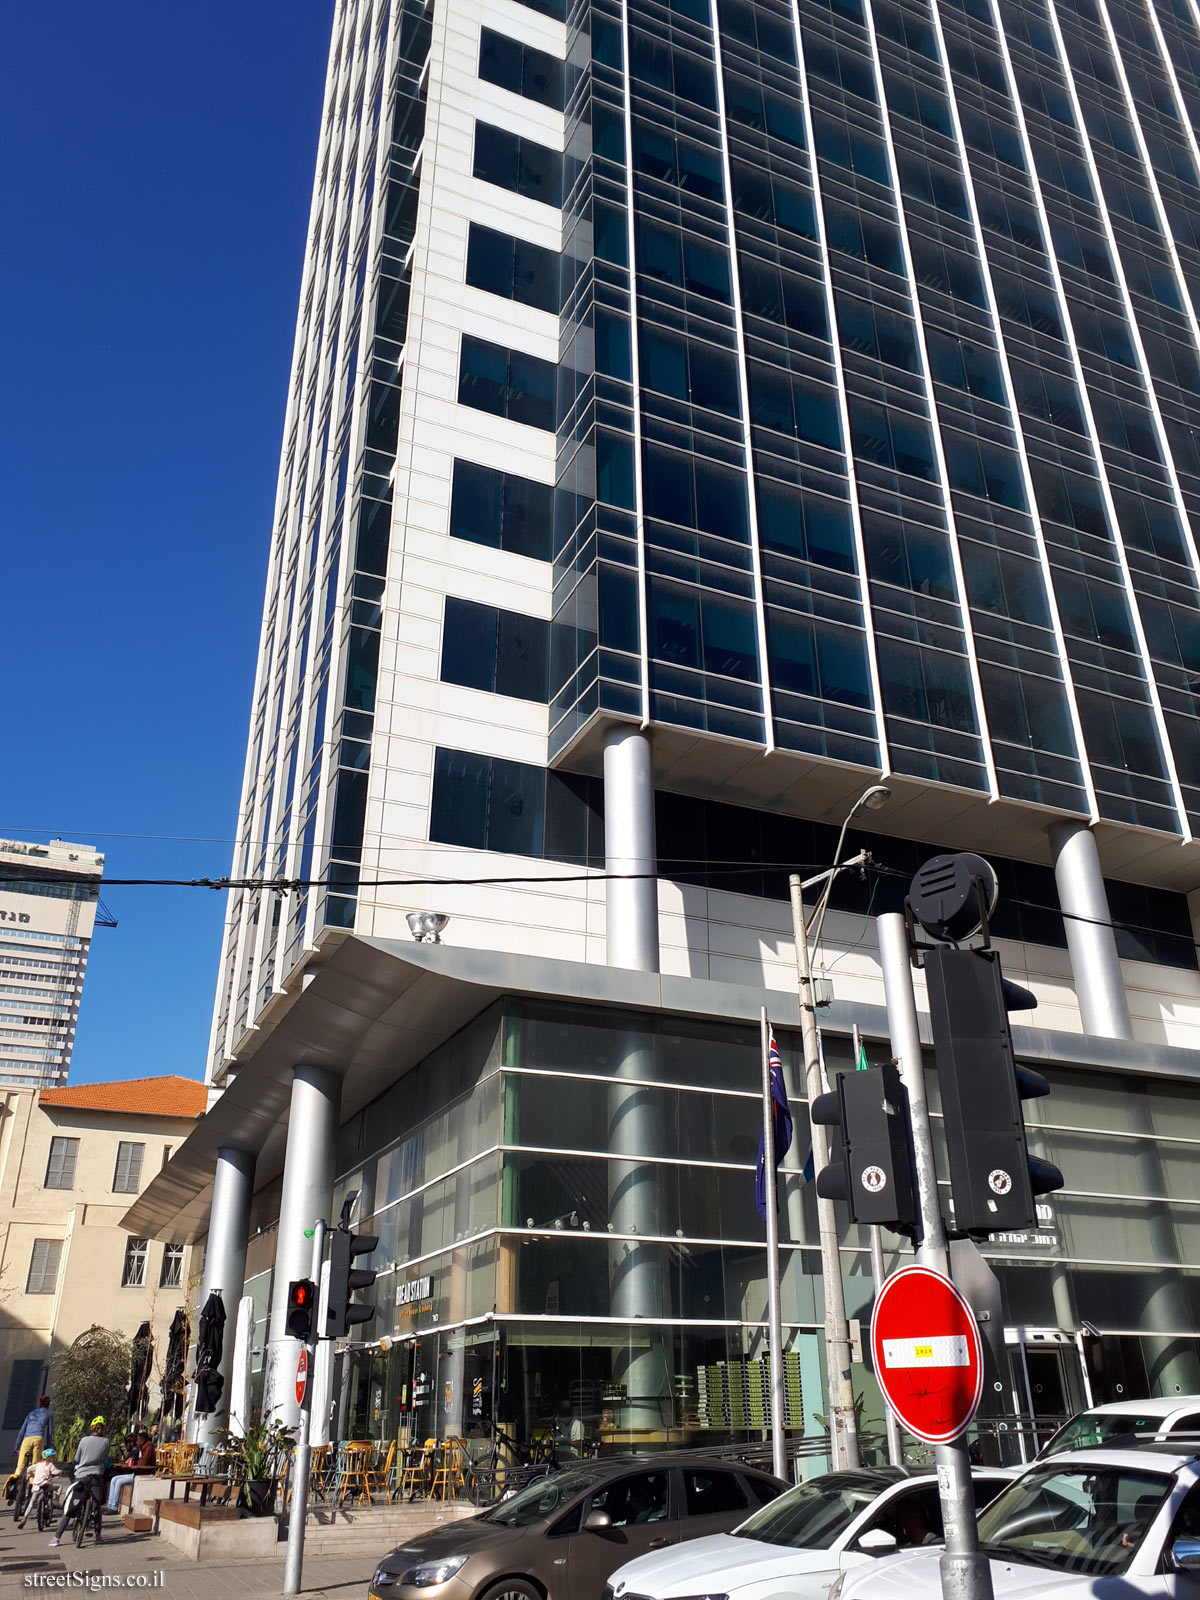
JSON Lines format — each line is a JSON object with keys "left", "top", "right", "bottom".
{"left": 296, "top": 1349, "right": 309, "bottom": 1406}
{"left": 870, "top": 1265, "right": 983, "bottom": 1443}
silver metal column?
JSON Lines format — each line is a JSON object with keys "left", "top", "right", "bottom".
{"left": 603, "top": 726, "right": 659, "bottom": 971}
{"left": 195, "top": 1145, "right": 256, "bottom": 1448}
{"left": 1048, "top": 821, "right": 1133, "bottom": 1040}
{"left": 604, "top": 725, "right": 669, "bottom": 1433}
{"left": 263, "top": 1064, "right": 340, "bottom": 1427}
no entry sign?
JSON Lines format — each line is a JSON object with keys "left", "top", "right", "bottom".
{"left": 296, "top": 1348, "right": 309, "bottom": 1406}
{"left": 870, "top": 1264, "right": 983, "bottom": 1443}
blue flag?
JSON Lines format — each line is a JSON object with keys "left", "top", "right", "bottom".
{"left": 755, "top": 1030, "right": 794, "bottom": 1220}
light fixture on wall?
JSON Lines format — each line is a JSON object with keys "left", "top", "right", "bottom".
{"left": 406, "top": 911, "right": 449, "bottom": 943}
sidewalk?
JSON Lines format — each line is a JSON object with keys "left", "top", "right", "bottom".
{"left": 0, "top": 1509, "right": 380, "bottom": 1599}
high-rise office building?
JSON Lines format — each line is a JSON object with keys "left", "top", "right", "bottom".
{"left": 129, "top": 0, "right": 1200, "bottom": 1452}
{"left": 0, "top": 840, "right": 105, "bottom": 1090}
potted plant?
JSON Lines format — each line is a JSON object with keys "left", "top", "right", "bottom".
{"left": 219, "top": 1414, "right": 297, "bottom": 1515}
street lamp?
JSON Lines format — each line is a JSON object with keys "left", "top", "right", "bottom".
{"left": 787, "top": 783, "right": 890, "bottom": 1473}
{"left": 808, "top": 785, "right": 891, "bottom": 958}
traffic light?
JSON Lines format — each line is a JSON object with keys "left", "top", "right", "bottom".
{"left": 925, "top": 945, "right": 1064, "bottom": 1236}
{"left": 286, "top": 1278, "right": 316, "bottom": 1340}
{"left": 326, "top": 1226, "right": 379, "bottom": 1338}
{"left": 810, "top": 1063, "right": 916, "bottom": 1233}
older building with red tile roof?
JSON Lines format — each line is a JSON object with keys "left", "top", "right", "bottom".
{"left": 39, "top": 1075, "right": 206, "bottom": 1120}
{"left": 0, "top": 1079, "right": 200, "bottom": 1451}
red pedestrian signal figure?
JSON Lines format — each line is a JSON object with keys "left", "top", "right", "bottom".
{"left": 286, "top": 1278, "right": 316, "bottom": 1340}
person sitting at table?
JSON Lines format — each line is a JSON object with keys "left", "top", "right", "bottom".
{"left": 106, "top": 1429, "right": 156, "bottom": 1512}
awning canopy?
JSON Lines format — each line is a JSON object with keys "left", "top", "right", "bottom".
{"left": 123, "top": 928, "right": 1200, "bottom": 1243}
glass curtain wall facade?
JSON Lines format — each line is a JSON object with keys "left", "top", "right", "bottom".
{"left": 304, "top": 1001, "right": 1200, "bottom": 1459}
{"left": 551, "top": 0, "right": 1200, "bottom": 829}
{"left": 211, "top": 0, "right": 1200, "bottom": 1078}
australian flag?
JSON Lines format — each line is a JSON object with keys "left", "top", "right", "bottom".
{"left": 755, "top": 1030, "right": 794, "bottom": 1220}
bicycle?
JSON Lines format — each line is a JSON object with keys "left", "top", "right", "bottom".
{"left": 30, "top": 1482, "right": 56, "bottom": 1533}
{"left": 465, "top": 1423, "right": 560, "bottom": 1508}
{"left": 61, "top": 1477, "right": 101, "bottom": 1547}
{"left": 12, "top": 1469, "right": 32, "bottom": 1524}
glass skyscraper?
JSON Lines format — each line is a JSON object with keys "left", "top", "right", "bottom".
{"left": 132, "top": 0, "right": 1200, "bottom": 1462}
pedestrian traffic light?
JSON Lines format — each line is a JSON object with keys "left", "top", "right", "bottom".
{"left": 286, "top": 1278, "right": 316, "bottom": 1340}
{"left": 326, "top": 1226, "right": 379, "bottom": 1338}
{"left": 810, "top": 1064, "right": 917, "bottom": 1233}
{"left": 925, "top": 945, "right": 1064, "bottom": 1237}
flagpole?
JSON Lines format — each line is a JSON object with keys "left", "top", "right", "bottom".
{"left": 856, "top": 1023, "right": 903, "bottom": 1468}
{"left": 761, "top": 1007, "right": 788, "bottom": 1482}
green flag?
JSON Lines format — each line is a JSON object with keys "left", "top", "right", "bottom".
{"left": 854, "top": 1034, "right": 869, "bottom": 1072}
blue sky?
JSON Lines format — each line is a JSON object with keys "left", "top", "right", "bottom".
{"left": 2, "top": 4, "right": 334, "bottom": 1084}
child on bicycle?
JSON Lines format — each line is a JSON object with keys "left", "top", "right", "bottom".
{"left": 19, "top": 1450, "right": 60, "bottom": 1528}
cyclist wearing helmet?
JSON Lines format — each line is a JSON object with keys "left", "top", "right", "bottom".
{"left": 19, "top": 1450, "right": 60, "bottom": 1528}
{"left": 49, "top": 1419, "right": 109, "bottom": 1547}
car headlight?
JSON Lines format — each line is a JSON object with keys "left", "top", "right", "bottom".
{"left": 827, "top": 1576, "right": 846, "bottom": 1600}
{"left": 374, "top": 1568, "right": 396, "bottom": 1589}
{"left": 397, "top": 1557, "right": 469, "bottom": 1588}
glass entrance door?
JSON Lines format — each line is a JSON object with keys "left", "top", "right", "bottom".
{"left": 1006, "top": 1329, "right": 1088, "bottom": 1458}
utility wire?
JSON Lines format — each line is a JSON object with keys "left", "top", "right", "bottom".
{"left": 0, "top": 859, "right": 1195, "bottom": 958}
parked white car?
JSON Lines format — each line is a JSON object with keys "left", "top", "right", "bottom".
{"left": 830, "top": 1445, "right": 1200, "bottom": 1599}
{"left": 1038, "top": 1396, "right": 1200, "bottom": 1459}
{"left": 604, "top": 1467, "right": 1016, "bottom": 1600}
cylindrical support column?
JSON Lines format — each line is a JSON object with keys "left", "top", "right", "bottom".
{"left": 263, "top": 1064, "right": 340, "bottom": 1427}
{"left": 604, "top": 726, "right": 667, "bottom": 1433}
{"left": 1048, "top": 821, "right": 1133, "bottom": 1040}
{"left": 603, "top": 727, "right": 659, "bottom": 972}
{"left": 194, "top": 1146, "right": 256, "bottom": 1448}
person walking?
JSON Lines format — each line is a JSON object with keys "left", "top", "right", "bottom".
{"left": 49, "top": 1418, "right": 109, "bottom": 1547}
{"left": 13, "top": 1395, "right": 53, "bottom": 1477}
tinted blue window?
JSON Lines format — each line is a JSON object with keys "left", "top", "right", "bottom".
{"left": 480, "top": 27, "right": 564, "bottom": 109}
{"left": 467, "top": 223, "right": 559, "bottom": 313}
{"left": 459, "top": 336, "right": 556, "bottom": 431}
{"left": 449, "top": 460, "right": 553, "bottom": 561}
{"left": 474, "top": 122, "right": 563, "bottom": 206}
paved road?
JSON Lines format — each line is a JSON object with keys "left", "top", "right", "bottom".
{"left": 0, "top": 1508, "right": 377, "bottom": 1598}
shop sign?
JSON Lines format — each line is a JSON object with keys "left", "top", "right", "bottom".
{"left": 395, "top": 1272, "right": 434, "bottom": 1315}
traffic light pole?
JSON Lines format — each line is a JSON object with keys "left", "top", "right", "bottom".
{"left": 878, "top": 914, "right": 994, "bottom": 1600}
{"left": 760, "top": 1008, "right": 789, "bottom": 1482}
{"left": 283, "top": 1218, "right": 325, "bottom": 1599}
{"left": 790, "top": 873, "right": 859, "bottom": 1472}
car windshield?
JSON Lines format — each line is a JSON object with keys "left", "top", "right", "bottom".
{"left": 976, "top": 1464, "right": 1173, "bottom": 1578}
{"left": 1041, "top": 1412, "right": 1163, "bottom": 1457}
{"left": 735, "top": 1473, "right": 898, "bottom": 1551}
{"left": 480, "top": 1467, "right": 607, "bottom": 1529}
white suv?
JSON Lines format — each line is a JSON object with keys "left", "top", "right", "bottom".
{"left": 831, "top": 1445, "right": 1200, "bottom": 1599}
{"left": 1038, "top": 1396, "right": 1200, "bottom": 1459}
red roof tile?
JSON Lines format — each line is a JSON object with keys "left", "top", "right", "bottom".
{"left": 39, "top": 1075, "right": 206, "bottom": 1119}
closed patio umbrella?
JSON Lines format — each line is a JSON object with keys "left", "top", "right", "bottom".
{"left": 194, "top": 1291, "right": 226, "bottom": 1416}
{"left": 128, "top": 1321, "right": 153, "bottom": 1419}
{"left": 162, "top": 1307, "right": 188, "bottom": 1423}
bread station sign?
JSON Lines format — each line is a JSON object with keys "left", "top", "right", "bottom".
{"left": 395, "top": 1272, "right": 434, "bottom": 1317}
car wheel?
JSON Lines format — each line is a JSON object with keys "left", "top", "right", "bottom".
{"left": 476, "top": 1579, "right": 543, "bottom": 1600}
